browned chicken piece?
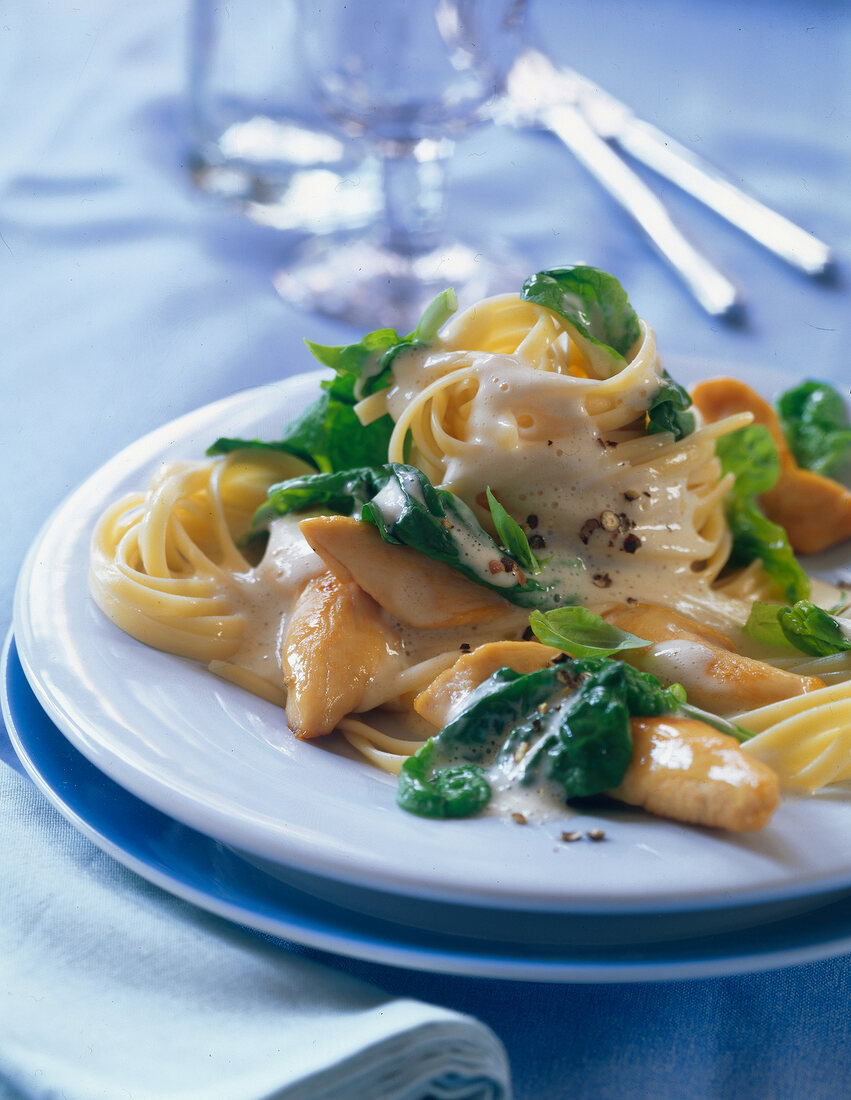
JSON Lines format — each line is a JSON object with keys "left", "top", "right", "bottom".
{"left": 414, "top": 640, "right": 562, "bottom": 728}
{"left": 601, "top": 602, "right": 823, "bottom": 715}
{"left": 691, "top": 377, "right": 851, "bottom": 554}
{"left": 299, "top": 514, "right": 508, "bottom": 629}
{"left": 610, "top": 716, "right": 780, "bottom": 832}
{"left": 624, "top": 638, "right": 824, "bottom": 717}
{"left": 282, "top": 570, "right": 399, "bottom": 738}
{"left": 602, "top": 602, "right": 737, "bottom": 651}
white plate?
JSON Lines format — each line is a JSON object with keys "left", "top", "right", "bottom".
{"left": 6, "top": 633, "right": 851, "bottom": 982}
{"left": 13, "top": 365, "right": 851, "bottom": 916}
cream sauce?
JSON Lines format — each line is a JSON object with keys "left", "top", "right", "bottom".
{"left": 484, "top": 706, "right": 573, "bottom": 822}
{"left": 225, "top": 516, "right": 323, "bottom": 682}
{"left": 227, "top": 515, "right": 529, "bottom": 709}
{"left": 370, "top": 478, "right": 409, "bottom": 525}
{"left": 385, "top": 325, "right": 721, "bottom": 615}
{"left": 445, "top": 513, "right": 520, "bottom": 590}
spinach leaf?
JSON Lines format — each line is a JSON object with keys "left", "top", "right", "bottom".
{"left": 305, "top": 287, "right": 458, "bottom": 400}
{"left": 397, "top": 741, "right": 491, "bottom": 818}
{"left": 520, "top": 266, "right": 693, "bottom": 439}
{"left": 477, "top": 659, "right": 679, "bottom": 803}
{"left": 437, "top": 666, "right": 563, "bottom": 763}
{"left": 485, "top": 488, "right": 546, "bottom": 575}
{"left": 398, "top": 657, "right": 696, "bottom": 819}
{"left": 362, "top": 470, "right": 567, "bottom": 609}
{"left": 520, "top": 266, "right": 641, "bottom": 378}
{"left": 398, "top": 651, "right": 760, "bottom": 821}
{"left": 725, "top": 498, "right": 810, "bottom": 603}
{"left": 716, "top": 423, "right": 781, "bottom": 498}
{"left": 494, "top": 662, "right": 635, "bottom": 800}
{"left": 777, "top": 380, "right": 851, "bottom": 477}
{"left": 745, "top": 598, "right": 851, "bottom": 658}
{"left": 256, "top": 463, "right": 566, "bottom": 609}
{"left": 646, "top": 370, "right": 696, "bottom": 441}
{"left": 528, "top": 606, "right": 649, "bottom": 658}
{"left": 742, "top": 602, "right": 791, "bottom": 648}
{"left": 254, "top": 465, "right": 392, "bottom": 525}
{"left": 717, "top": 424, "right": 809, "bottom": 603}
{"left": 562, "top": 658, "right": 752, "bottom": 741}
{"left": 209, "top": 290, "right": 457, "bottom": 472}
{"left": 537, "top": 662, "right": 634, "bottom": 799}
{"left": 777, "top": 600, "right": 851, "bottom": 657}
{"left": 397, "top": 667, "right": 560, "bottom": 818}
{"left": 208, "top": 388, "right": 393, "bottom": 474}
{"left": 566, "top": 657, "right": 686, "bottom": 718}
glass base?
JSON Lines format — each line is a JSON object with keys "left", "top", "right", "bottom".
{"left": 189, "top": 121, "right": 381, "bottom": 235}
{"left": 273, "top": 234, "right": 528, "bottom": 331}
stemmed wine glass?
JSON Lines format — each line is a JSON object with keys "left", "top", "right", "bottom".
{"left": 274, "top": 0, "right": 527, "bottom": 330}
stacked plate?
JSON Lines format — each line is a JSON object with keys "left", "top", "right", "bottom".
{"left": 8, "top": 372, "right": 851, "bottom": 983}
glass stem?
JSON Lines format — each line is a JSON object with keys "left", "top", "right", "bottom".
{"left": 379, "top": 139, "right": 452, "bottom": 258}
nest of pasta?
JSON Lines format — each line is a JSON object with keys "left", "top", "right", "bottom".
{"left": 90, "top": 266, "right": 851, "bottom": 833}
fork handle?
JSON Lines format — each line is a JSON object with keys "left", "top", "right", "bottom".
{"left": 544, "top": 103, "right": 743, "bottom": 319}
{"left": 612, "top": 118, "right": 833, "bottom": 277}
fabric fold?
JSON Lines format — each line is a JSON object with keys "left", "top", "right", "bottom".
{"left": 0, "top": 765, "right": 511, "bottom": 1100}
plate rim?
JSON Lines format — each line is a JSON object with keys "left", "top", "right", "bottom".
{"left": 8, "top": 630, "right": 851, "bottom": 984}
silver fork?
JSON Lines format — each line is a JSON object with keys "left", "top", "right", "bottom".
{"left": 500, "top": 48, "right": 834, "bottom": 317}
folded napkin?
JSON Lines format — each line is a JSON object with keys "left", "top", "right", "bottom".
{"left": 0, "top": 765, "right": 510, "bottom": 1100}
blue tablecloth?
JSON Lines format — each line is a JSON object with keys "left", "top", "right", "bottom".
{"left": 3, "top": 1, "right": 850, "bottom": 1096}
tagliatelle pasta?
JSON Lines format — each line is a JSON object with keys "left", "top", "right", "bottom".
{"left": 90, "top": 451, "right": 313, "bottom": 667}
{"left": 89, "top": 273, "right": 851, "bottom": 830}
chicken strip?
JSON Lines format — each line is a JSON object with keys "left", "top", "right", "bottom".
{"left": 610, "top": 716, "right": 780, "bottom": 832}
{"left": 625, "top": 638, "right": 823, "bottom": 716}
{"left": 299, "top": 514, "right": 508, "bottom": 628}
{"left": 601, "top": 601, "right": 822, "bottom": 715}
{"left": 414, "top": 640, "right": 561, "bottom": 727}
{"left": 691, "top": 377, "right": 851, "bottom": 554}
{"left": 282, "top": 570, "right": 399, "bottom": 738}
{"left": 602, "top": 602, "right": 736, "bottom": 651}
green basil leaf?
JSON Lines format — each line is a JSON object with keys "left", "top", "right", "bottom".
{"left": 777, "top": 380, "right": 851, "bottom": 477}
{"left": 304, "top": 288, "right": 458, "bottom": 400}
{"left": 744, "top": 598, "right": 851, "bottom": 658}
{"left": 725, "top": 497, "right": 810, "bottom": 603}
{"left": 520, "top": 266, "right": 640, "bottom": 378}
{"left": 646, "top": 370, "right": 696, "bottom": 441}
{"left": 486, "top": 488, "right": 545, "bottom": 575}
{"left": 716, "top": 423, "right": 781, "bottom": 499}
{"left": 528, "top": 606, "right": 649, "bottom": 659}
{"left": 304, "top": 327, "right": 398, "bottom": 397}
{"left": 777, "top": 600, "right": 851, "bottom": 657}
{"left": 209, "top": 391, "right": 394, "bottom": 476}
{"left": 742, "top": 602, "right": 792, "bottom": 648}
{"left": 717, "top": 424, "right": 809, "bottom": 603}
{"left": 412, "top": 288, "right": 459, "bottom": 343}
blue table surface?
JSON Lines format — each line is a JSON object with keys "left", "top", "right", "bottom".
{"left": 3, "top": 1, "right": 850, "bottom": 1096}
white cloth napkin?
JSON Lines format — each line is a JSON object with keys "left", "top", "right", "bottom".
{"left": 0, "top": 766, "right": 510, "bottom": 1100}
